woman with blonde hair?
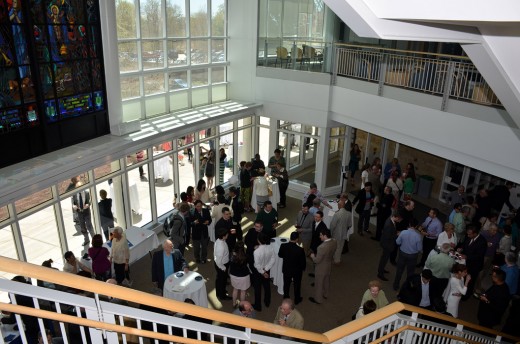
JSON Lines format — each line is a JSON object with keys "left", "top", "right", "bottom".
{"left": 360, "top": 280, "right": 389, "bottom": 310}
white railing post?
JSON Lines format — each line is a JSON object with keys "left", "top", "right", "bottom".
{"left": 378, "top": 53, "right": 388, "bottom": 96}
{"left": 441, "top": 61, "right": 456, "bottom": 111}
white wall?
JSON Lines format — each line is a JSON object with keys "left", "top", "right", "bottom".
{"left": 227, "top": 0, "right": 258, "bottom": 102}
{"left": 255, "top": 69, "right": 332, "bottom": 127}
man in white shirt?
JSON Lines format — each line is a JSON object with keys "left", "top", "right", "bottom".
{"left": 214, "top": 227, "right": 231, "bottom": 300}
{"left": 252, "top": 232, "right": 276, "bottom": 311}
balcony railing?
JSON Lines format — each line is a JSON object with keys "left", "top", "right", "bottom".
{"left": 1, "top": 256, "right": 518, "bottom": 344}
{"left": 333, "top": 43, "right": 502, "bottom": 108}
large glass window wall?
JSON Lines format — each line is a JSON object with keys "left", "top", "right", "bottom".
{"left": 0, "top": 115, "right": 255, "bottom": 268}
{"left": 116, "top": 0, "right": 228, "bottom": 120}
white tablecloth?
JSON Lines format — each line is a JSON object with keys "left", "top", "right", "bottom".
{"left": 153, "top": 152, "right": 171, "bottom": 182}
{"left": 163, "top": 271, "right": 208, "bottom": 307}
{"left": 104, "top": 227, "right": 160, "bottom": 264}
{"left": 209, "top": 221, "right": 216, "bottom": 242}
{"left": 269, "top": 237, "right": 289, "bottom": 295}
{"left": 251, "top": 180, "right": 280, "bottom": 213}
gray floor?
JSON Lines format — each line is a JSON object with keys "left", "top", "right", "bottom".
{"left": 128, "top": 194, "right": 485, "bottom": 334}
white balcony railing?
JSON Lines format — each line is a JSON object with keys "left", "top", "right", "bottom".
{"left": 334, "top": 44, "right": 502, "bottom": 108}
{"left": 1, "top": 256, "right": 518, "bottom": 344}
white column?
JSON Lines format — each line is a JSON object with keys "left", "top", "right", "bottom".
{"left": 98, "top": 1, "right": 124, "bottom": 133}
{"left": 315, "top": 127, "right": 328, "bottom": 193}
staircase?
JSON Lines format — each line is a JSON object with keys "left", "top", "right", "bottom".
{"left": 0, "top": 257, "right": 517, "bottom": 344}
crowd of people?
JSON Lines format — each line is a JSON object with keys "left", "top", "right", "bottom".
{"left": 5, "top": 153, "right": 520, "bottom": 341}
{"left": 352, "top": 158, "right": 520, "bottom": 334}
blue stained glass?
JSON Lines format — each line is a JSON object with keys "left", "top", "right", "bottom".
{"left": 8, "top": 0, "right": 23, "bottom": 24}
{"left": 44, "top": 99, "right": 58, "bottom": 122}
{"left": 0, "top": 108, "right": 22, "bottom": 132}
{"left": 25, "top": 104, "right": 39, "bottom": 126}
{"left": 0, "top": 24, "right": 15, "bottom": 65}
{"left": 59, "top": 93, "right": 92, "bottom": 117}
{"left": 93, "top": 91, "right": 103, "bottom": 110}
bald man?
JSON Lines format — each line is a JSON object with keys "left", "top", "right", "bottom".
{"left": 151, "top": 239, "right": 189, "bottom": 290}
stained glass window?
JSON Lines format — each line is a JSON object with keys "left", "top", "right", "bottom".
{"left": 0, "top": 0, "right": 38, "bottom": 132}
{"left": 0, "top": 0, "right": 107, "bottom": 132}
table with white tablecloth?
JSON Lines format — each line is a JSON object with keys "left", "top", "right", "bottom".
{"left": 153, "top": 151, "right": 171, "bottom": 182}
{"left": 251, "top": 179, "right": 280, "bottom": 213}
{"left": 163, "top": 271, "right": 208, "bottom": 307}
{"left": 269, "top": 237, "right": 289, "bottom": 295}
{"left": 103, "top": 227, "right": 160, "bottom": 264}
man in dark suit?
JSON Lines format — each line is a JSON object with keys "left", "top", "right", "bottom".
{"left": 227, "top": 186, "right": 244, "bottom": 225}
{"left": 397, "top": 269, "right": 436, "bottom": 309}
{"left": 245, "top": 220, "right": 263, "bottom": 270}
{"left": 151, "top": 239, "right": 189, "bottom": 290}
{"left": 352, "top": 182, "right": 375, "bottom": 235}
{"left": 377, "top": 209, "right": 402, "bottom": 281}
{"left": 310, "top": 211, "right": 327, "bottom": 254}
{"left": 373, "top": 186, "right": 394, "bottom": 241}
{"left": 459, "top": 225, "right": 488, "bottom": 299}
{"left": 216, "top": 207, "right": 242, "bottom": 253}
{"left": 190, "top": 200, "right": 212, "bottom": 264}
{"left": 278, "top": 231, "right": 306, "bottom": 304}
{"left": 70, "top": 176, "right": 95, "bottom": 246}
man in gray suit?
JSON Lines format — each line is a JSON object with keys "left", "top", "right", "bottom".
{"left": 295, "top": 204, "right": 314, "bottom": 256}
{"left": 329, "top": 198, "right": 352, "bottom": 264}
{"left": 309, "top": 228, "right": 337, "bottom": 304}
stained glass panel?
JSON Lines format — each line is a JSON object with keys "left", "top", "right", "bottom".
{"left": 0, "top": 108, "right": 22, "bottom": 132}
{"left": 1, "top": 0, "right": 106, "bottom": 131}
{"left": 54, "top": 62, "right": 74, "bottom": 97}
{"left": 91, "top": 59, "right": 102, "bottom": 89}
{"left": 44, "top": 99, "right": 57, "bottom": 122}
{"left": 59, "top": 93, "right": 93, "bottom": 118}
{"left": 21, "top": 69, "right": 36, "bottom": 103}
{"left": 39, "top": 64, "right": 54, "bottom": 99}
{"left": 29, "top": 0, "right": 46, "bottom": 24}
{"left": 34, "top": 25, "right": 51, "bottom": 62}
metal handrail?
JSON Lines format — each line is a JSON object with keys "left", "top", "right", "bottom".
{"left": 334, "top": 44, "right": 502, "bottom": 107}
{"left": 1, "top": 256, "right": 519, "bottom": 344}
{"left": 334, "top": 42, "right": 472, "bottom": 60}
